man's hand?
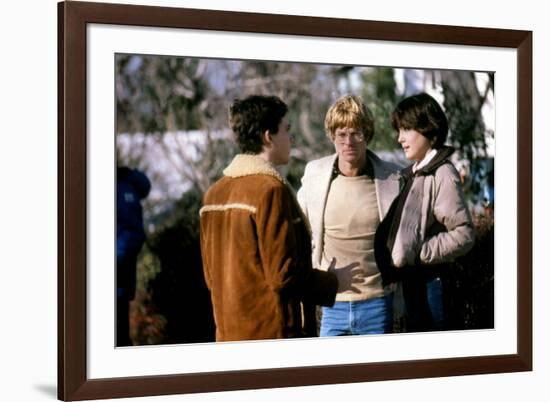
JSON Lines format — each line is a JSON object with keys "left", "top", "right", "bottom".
{"left": 327, "top": 257, "right": 362, "bottom": 293}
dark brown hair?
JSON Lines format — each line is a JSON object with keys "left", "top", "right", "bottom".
{"left": 229, "top": 95, "right": 288, "bottom": 154}
{"left": 391, "top": 92, "right": 449, "bottom": 148}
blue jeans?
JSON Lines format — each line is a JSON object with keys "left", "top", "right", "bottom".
{"left": 402, "top": 276, "right": 445, "bottom": 332}
{"left": 320, "top": 295, "right": 393, "bottom": 336}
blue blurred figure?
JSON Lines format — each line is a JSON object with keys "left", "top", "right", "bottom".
{"left": 117, "top": 167, "right": 151, "bottom": 346}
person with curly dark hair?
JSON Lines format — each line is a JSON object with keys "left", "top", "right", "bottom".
{"left": 199, "top": 95, "right": 338, "bottom": 341}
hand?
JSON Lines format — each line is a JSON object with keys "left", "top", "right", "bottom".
{"left": 327, "top": 257, "right": 362, "bottom": 293}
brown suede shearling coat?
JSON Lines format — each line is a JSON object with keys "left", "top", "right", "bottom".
{"left": 200, "top": 154, "right": 338, "bottom": 341}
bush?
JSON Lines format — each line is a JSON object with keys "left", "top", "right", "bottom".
{"left": 444, "top": 211, "right": 494, "bottom": 330}
{"left": 130, "top": 189, "right": 215, "bottom": 345}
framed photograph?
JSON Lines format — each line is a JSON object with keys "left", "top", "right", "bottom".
{"left": 58, "top": 1, "right": 532, "bottom": 400}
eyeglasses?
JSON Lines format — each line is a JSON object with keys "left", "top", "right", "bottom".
{"left": 334, "top": 131, "right": 365, "bottom": 143}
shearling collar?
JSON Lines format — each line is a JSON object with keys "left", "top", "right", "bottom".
{"left": 223, "top": 154, "right": 287, "bottom": 184}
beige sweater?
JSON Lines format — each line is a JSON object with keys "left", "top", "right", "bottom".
{"left": 297, "top": 152, "right": 402, "bottom": 274}
{"left": 322, "top": 175, "right": 385, "bottom": 302}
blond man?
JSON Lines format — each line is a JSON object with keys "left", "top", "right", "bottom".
{"left": 297, "top": 95, "right": 401, "bottom": 336}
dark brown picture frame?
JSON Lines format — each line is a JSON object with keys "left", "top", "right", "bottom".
{"left": 58, "top": 1, "right": 532, "bottom": 400}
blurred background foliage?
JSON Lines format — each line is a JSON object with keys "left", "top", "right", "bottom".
{"left": 117, "top": 54, "right": 495, "bottom": 344}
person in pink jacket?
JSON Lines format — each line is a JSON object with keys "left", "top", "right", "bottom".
{"left": 375, "top": 92, "right": 475, "bottom": 332}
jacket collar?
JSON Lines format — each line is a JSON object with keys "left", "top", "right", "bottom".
{"left": 329, "top": 150, "right": 401, "bottom": 182}
{"left": 332, "top": 151, "right": 374, "bottom": 179}
{"left": 367, "top": 150, "right": 402, "bottom": 182}
{"left": 412, "top": 146, "right": 455, "bottom": 176}
{"left": 413, "top": 148, "right": 437, "bottom": 173}
{"left": 223, "top": 154, "right": 287, "bottom": 184}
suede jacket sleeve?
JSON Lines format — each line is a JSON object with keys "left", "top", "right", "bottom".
{"left": 256, "top": 184, "right": 337, "bottom": 307}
